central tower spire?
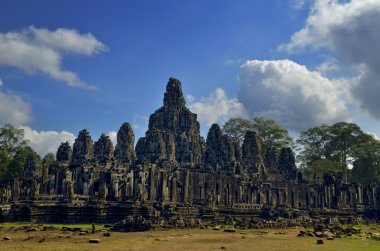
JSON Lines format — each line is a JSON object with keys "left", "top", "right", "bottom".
{"left": 163, "top": 77, "right": 186, "bottom": 109}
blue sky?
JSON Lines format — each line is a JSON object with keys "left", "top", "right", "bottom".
{"left": 1, "top": 0, "right": 380, "bottom": 155}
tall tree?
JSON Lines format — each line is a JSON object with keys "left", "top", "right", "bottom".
{"left": 5, "top": 146, "right": 40, "bottom": 180}
{"left": 351, "top": 137, "right": 380, "bottom": 185}
{"left": 0, "top": 124, "right": 43, "bottom": 182}
{"left": 222, "top": 117, "right": 293, "bottom": 152}
{"left": 43, "top": 152, "right": 56, "bottom": 165}
{"left": 297, "top": 124, "right": 333, "bottom": 169}
{"left": 252, "top": 117, "right": 294, "bottom": 151}
{"left": 328, "top": 122, "right": 371, "bottom": 182}
{"left": 0, "top": 124, "right": 29, "bottom": 155}
{"left": 302, "top": 159, "right": 341, "bottom": 180}
{"left": 0, "top": 149, "right": 12, "bottom": 181}
{"left": 222, "top": 118, "right": 254, "bottom": 144}
{"left": 297, "top": 122, "right": 373, "bottom": 182}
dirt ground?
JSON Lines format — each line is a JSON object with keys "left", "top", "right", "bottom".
{"left": 1, "top": 224, "right": 380, "bottom": 251}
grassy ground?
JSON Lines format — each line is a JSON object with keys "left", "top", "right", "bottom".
{"left": 0, "top": 223, "right": 380, "bottom": 251}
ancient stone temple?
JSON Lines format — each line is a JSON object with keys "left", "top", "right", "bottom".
{"left": 0, "top": 77, "right": 379, "bottom": 226}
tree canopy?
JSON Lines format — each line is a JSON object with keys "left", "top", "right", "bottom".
{"left": 43, "top": 152, "right": 56, "bottom": 165}
{"left": 222, "top": 117, "right": 293, "bottom": 152}
{"left": 0, "top": 124, "right": 40, "bottom": 182}
{"left": 0, "top": 124, "right": 29, "bottom": 156}
{"left": 297, "top": 122, "right": 378, "bottom": 183}
{"left": 222, "top": 118, "right": 254, "bottom": 144}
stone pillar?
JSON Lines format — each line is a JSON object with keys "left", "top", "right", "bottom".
{"left": 172, "top": 177, "right": 177, "bottom": 202}
{"left": 357, "top": 185, "right": 363, "bottom": 204}
{"left": 372, "top": 187, "right": 376, "bottom": 206}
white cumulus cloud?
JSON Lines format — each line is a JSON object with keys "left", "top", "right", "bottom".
{"left": 21, "top": 126, "right": 76, "bottom": 157}
{"left": 238, "top": 59, "right": 350, "bottom": 131}
{"left": 0, "top": 26, "right": 107, "bottom": 89}
{"left": 280, "top": 0, "right": 380, "bottom": 120}
{"left": 189, "top": 88, "right": 248, "bottom": 126}
{"left": 0, "top": 89, "right": 32, "bottom": 126}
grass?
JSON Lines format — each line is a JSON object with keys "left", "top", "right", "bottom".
{"left": 0, "top": 222, "right": 107, "bottom": 230}
{"left": 0, "top": 224, "right": 379, "bottom": 250}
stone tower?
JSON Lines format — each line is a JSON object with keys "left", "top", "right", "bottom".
{"left": 114, "top": 122, "right": 136, "bottom": 164}
{"left": 137, "top": 78, "right": 205, "bottom": 165}
{"left": 71, "top": 129, "right": 94, "bottom": 166}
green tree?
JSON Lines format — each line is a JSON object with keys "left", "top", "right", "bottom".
{"left": 0, "top": 124, "right": 29, "bottom": 156}
{"left": 302, "top": 159, "right": 341, "bottom": 180}
{"left": 252, "top": 117, "right": 294, "bottom": 151}
{"left": 0, "top": 149, "right": 12, "bottom": 181}
{"left": 328, "top": 122, "right": 371, "bottom": 181}
{"left": 222, "top": 117, "right": 293, "bottom": 152}
{"left": 5, "top": 146, "right": 40, "bottom": 180}
{"left": 297, "top": 124, "right": 333, "bottom": 169}
{"left": 222, "top": 118, "right": 254, "bottom": 144}
{"left": 43, "top": 152, "right": 56, "bottom": 165}
{"left": 297, "top": 122, "right": 373, "bottom": 182}
{"left": 350, "top": 137, "right": 380, "bottom": 185}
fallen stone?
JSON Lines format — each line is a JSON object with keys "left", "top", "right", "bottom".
{"left": 89, "top": 239, "right": 100, "bottom": 243}
{"left": 3, "top": 236, "right": 12, "bottom": 240}
{"left": 26, "top": 227, "right": 37, "bottom": 232}
{"left": 43, "top": 226, "right": 58, "bottom": 231}
{"left": 23, "top": 235, "right": 35, "bottom": 241}
{"left": 38, "top": 238, "right": 47, "bottom": 243}
{"left": 275, "top": 231, "right": 286, "bottom": 235}
{"left": 79, "top": 232, "right": 86, "bottom": 236}
{"left": 317, "top": 239, "right": 324, "bottom": 245}
{"left": 324, "top": 230, "right": 335, "bottom": 238}
{"left": 224, "top": 229, "right": 236, "bottom": 233}
{"left": 103, "top": 232, "right": 111, "bottom": 237}
{"left": 307, "top": 231, "right": 316, "bottom": 237}
{"left": 327, "top": 237, "right": 334, "bottom": 240}
{"left": 314, "top": 231, "right": 322, "bottom": 237}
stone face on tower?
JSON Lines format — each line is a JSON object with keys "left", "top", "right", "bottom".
{"left": 56, "top": 141, "right": 72, "bottom": 163}
{"left": 163, "top": 77, "right": 186, "bottom": 109}
{"left": 264, "top": 145, "right": 278, "bottom": 170}
{"left": 93, "top": 133, "right": 114, "bottom": 164}
{"left": 71, "top": 129, "right": 94, "bottom": 166}
{"left": 114, "top": 122, "right": 136, "bottom": 164}
{"left": 278, "top": 147, "right": 297, "bottom": 179}
{"left": 242, "top": 130, "right": 263, "bottom": 173}
{"left": 205, "top": 123, "right": 239, "bottom": 171}
{"left": 23, "top": 154, "right": 41, "bottom": 179}
{"left": 138, "top": 78, "right": 205, "bottom": 165}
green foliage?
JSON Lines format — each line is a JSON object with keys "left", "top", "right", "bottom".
{"left": 301, "top": 159, "right": 341, "bottom": 180}
{"left": 350, "top": 137, "right": 380, "bottom": 185}
{"left": 0, "top": 124, "right": 41, "bottom": 182}
{"left": 5, "top": 146, "right": 40, "bottom": 180}
{"left": 251, "top": 117, "right": 294, "bottom": 151}
{"left": 0, "top": 124, "right": 29, "bottom": 156}
{"left": 222, "top": 117, "right": 293, "bottom": 152}
{"left": 43, "top": 152, "right": 56, "bottom": 165}
{"left": 222, "top": 118, "right": 254, "bottom": 144}
{"left": 297, "top": 122, "right": 376, "bottom": 183}
{"left": 0, "top": 149, "right": 12, "bottom": 181}
{"left": 297, "top": 124, "right": 332, "bottom": 168}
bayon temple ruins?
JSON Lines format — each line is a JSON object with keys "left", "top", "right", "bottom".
{"left": 0, "top": 78, "right": 379, "bottom": 227}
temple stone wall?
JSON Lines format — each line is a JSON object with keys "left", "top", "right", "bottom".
{"left": 1, "top": 77, "right": 379, "bottom": 223}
